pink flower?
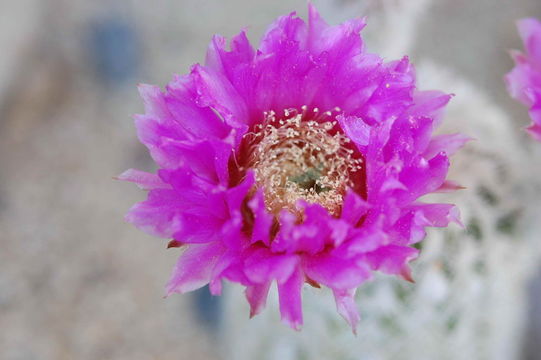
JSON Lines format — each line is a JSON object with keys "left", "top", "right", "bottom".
{"left": 119, "top": 5, "right": 464, "bottom": 332}
{"left": 506, "top": 18, "right": 541, "bottom": 141}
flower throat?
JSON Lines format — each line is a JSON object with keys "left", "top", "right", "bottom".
{"left": 243, "top": 108, "right": 363, "bottom": 216}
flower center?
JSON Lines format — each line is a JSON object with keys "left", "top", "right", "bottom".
{"left": 243, "top": 108, "right": 363, "bottom": 216}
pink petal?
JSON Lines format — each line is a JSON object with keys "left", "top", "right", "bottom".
{"left": 133, "top": 115, "right": 186, "bottom": 168}
{"left": 272, "top": 204, "right": 333, "bottom": 254}
{"left": 158, "top": 138, "right": 232, "bottom": 186}
{"left": 248, "top": 190, "right": 274, "bottom": 246}
{"left": 191, "top": 64, "right": 249, "bottom": 128}
{"left": 165, "top": 74, "right": 231, "bottom": 140}
{"left": 158, "top": 166, "right": 216, "bottom": 195}
{"left": 116, "top": 169, "right": 170, "bottom": 190}
{"left": 278, "top": 267, "right": 304, "bottom": 331}
{"left": 173, "top": 213, "right": 224, "bottom": 244}
{"left": 125, "top": 189, "right": 184, "bottom": 238}
{"left": 307, "top": 3, "right": 366, "bottom": 57}
{"left": 518, "top": 18, "right": 541, "bottom": 65}
{"left": 138, "top": 84, "right": 175, "bottom": 121}
{"left": 363, "top": 245, "right": 419, "bottom": 281}
{"left": 333, "top": 289, "right": 360, "bottom": 334}
{"left": 246, "top": 282, "right": 272, "bottom": 318}
{"left": 337, "top": 114, "right": 371, "bottom": 146}
{"left": 405, "top": 90, "right": 452, "bottom": 126}
{"left": 337, "top": 226, "right": 387, "bottom": 255}
{"left": 435, "top": 180, "right": 464, "bottom": 193}
{"left": 205, "top": 31, "right": 255, "bottom": 77}
{"left": 220, "top": 212, "right": 245, "bottom": 252}
{"left": 527, "top": 122, "right": 541, "bottom": 141}
{"left": 412, "top": 203, "right": 463, "bottom": 228}
{"left": 244, "top": 248, "right": 299, "bottom": 284}
{"left": 398, "top": 153, "right": 450, "bottom": 203}
{"left": 506, "top": 18, "right": 541, "bottom": 141}
{"left": 359, "top": 57, "right": 415, "bottom": 123}
{"left": 304, "top": 253, "right": 371, "bottom": 291}
{"left": 225, "top": 171, "right": 254, "bottom": 217}
{"left": 424, "top": 133, "right": 472, "bottom": 159}
{"left": 209, "top": 251, "right": 237, "bottom": 295}
{"left": 260, "top": 11, "right": 307, "bottom": 54}
{"left": 166, "top": 242, "right": 225, "bottom": 296}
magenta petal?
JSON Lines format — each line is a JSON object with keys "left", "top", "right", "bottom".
{"left": 209, "top": 252, "right": 235, "bottom": 295}
{"left": 165, "top": 74, "right": 231, "bottom": 140}
{"left": 390, "top": 203, "right": 461, "bottom": 245}
{"left": 435, "top": 180, "right": 464, "bottom": 193}
{"left": 505, "top": 65, "right": 535, "bottom": 105}
{"left": 380, "top": 176, "right": 408, "bottom": 193}
{"left": 328, "top": 219, "right": 351, "bottom": 247}
{"left": 363, "top": 245, "right": 419, "bottom": 280}
{"left": 341, "top": 190, "right": 370, "bottom": 225}
{"left": 244, "top": 248, "right": 299, "bottom": 284}
{"left": 359, "top": 57, "right": 415, "bottom": 123}
{"left": 273, "top": 203, "right": 332, "bottom": 254}
{"left": 304, "top": 253, "right": 371, "bottom": 290}
{"left": 209, "top": 250, "right": 250, "bottom": 295}
{"left": 158, "top": 138, "right": 232, "bottom": 186}
{"left": 338, "top": 226, "right": 387, "bottom": 255}
{"left": 383, "top": 116, "right": 434, "bottom": 159}
{"left": 413, "top": 203, "right": 462, "bottom": 228}
{"left": 338, "top": 114, "right": 371, "bottom": 146}
{"left": 221, "top": 259, "right": 251, "bottom": 286}
{"left": 173, "top": 214, "right": 223, "bottom": 244}
{"left": 138, "top": 84, "right": 175, "bottom": 121}
{"left": 506, "top": 18, "right": 541, "bottom": 141}
{"left": 205, "top": 31, "right": 255, "bottom": 79}
{"left": 134, "top": 115, "right": 187, "bottom": 168}
{"left": 248, "top": 190, "right": 274, "bottom": 246}
{"left": 260, "top": 11, "right": 307, "bottom": 54}
{"left": 220, "top": 212, "right": 245, "bottom": 252}
{"left": 125, "top": 189, "right": 184, "bottom": 238}
{"left": 166, "top": 242, "right": 225, "bottom": 295}
{"left": 333, "top": 289, "right": 360, "bottom": 334}
{"left": 116, "top": 169, "right": 170, "bottom": 190}
{"left": 293, "top": 204, "right": 333, "bottom": 253}
{"left": 167, "top": 191, "right": 229, "bottom": 245}
{"left": 398, "top": 153, "right": 450, "bottom": 202}
{"left": 307, "top": 2, "right": 366, "bottom": 58}
{"left": 391, "top": 210, "right": 427, "bottom": 245}
{"left": 225, "top": 171, "right": 255, "bottom": 216}
{"left": 518, "top": 18, "right": 541, "bottom": 64}
{"left": 158, "top": 166, "right": 215, "bottom": 195}
{"left": 254, "top": 21, "right": 321, "bottom": 112}
{"left": 405, "top": 90, "right": 452, "bottom": 126}
{"left": 246, "top": 282, "right": 272, "bottom": 318}
{"left": 527, "top": 121, "right": 541, "bottom": 141}
{"left": 192, "top": 64, "right": 249, "bottom": 128}
{"left": 424, "top": 133, "right": 471, "bottom": 159}
{"left": 271, "top": 210, "right": 298, "bottom": 253}
{"left": 278, "top": 267, "right": 304, "bottom": 330}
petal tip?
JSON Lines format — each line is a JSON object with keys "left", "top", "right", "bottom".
{"left": 282, "top": 318, "right": 303, "bottom": 331}
{"left": 167, "top": 240, "right": 183, "bottom": 249}
{"left": 400, "top": 267, "right": 415, "bottom": 283}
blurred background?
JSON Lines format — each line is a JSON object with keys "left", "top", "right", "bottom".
{"left": 1, "top": 0, "right": 541, "bottom": 359}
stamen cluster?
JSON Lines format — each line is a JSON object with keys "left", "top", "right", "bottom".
{"left": 244, "top": 108, "right": 363, "bottom": 216}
